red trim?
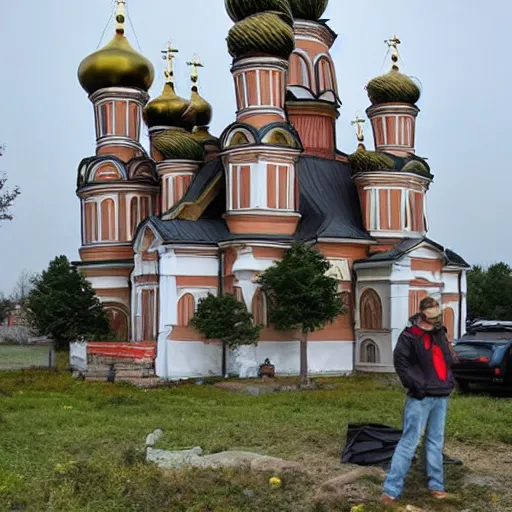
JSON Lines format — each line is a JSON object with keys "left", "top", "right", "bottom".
{"left": 88, "top": 342, "right": 156, "bottom": 361}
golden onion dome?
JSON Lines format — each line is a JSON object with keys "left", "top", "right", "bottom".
{"left": 78, "top": 33, "right": 155, "bottom": 95}
{"left": 192, "top": 126, "right": 219, "bottom": 143}
{"left": 143, "top": 83, "right": 194, "bottom": 131}
{"left": 227, "top": 12, "right": 295, "bottom": 60}
{"left": 366, "top": 69, "right": 421, "bottom": 106}
{"left": 185, "top": 87, "right": 212, "bottom": 128}
{"left": 289, "top": 0, "right": 329, "bottom": 21}
{"left": 152, "top": 128, "right": 204, "bottom": 161}
{"left": 225, "top": 0, "right": 293, "bottom": 25}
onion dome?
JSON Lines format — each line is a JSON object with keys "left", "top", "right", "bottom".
{"left": 183, "top": 88, "right": 212, "bottom": 128}
{"left": 191, "top": 126, "right": 218, "bottom": 142}
{"left": 78, "top": 34, "right": 154, "bottom": 95}
{"left": 225, "top": 0, "right": 293, "bottom": 24}
{"left": 227, "top": 12, "right": 295, "bottom": 60}
{"left": 289, "top": 0, "right": 329, "bottom": 21}
{"left": 78, "top": 1, "right": 154, "bottom": 95}
{"left": 367, "top": 36, "right": 421, "bottom": 106}
{"left": 349, "top": 146, "right": 394, "bottom": 175}
{"left": 152, "top": 128, "right": 204, "bottom": 161}
{"left": 143, "top": 83, "right": 193, "bottom": 131}
{"left": 367, "top": 69, "right": 421, "bottom": 106}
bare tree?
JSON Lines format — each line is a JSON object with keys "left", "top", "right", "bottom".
{"left": 0, "top": 145, "right": 20, "bottom": 224}
{"left": 11, "top": 270, "right": 34, "bottom": 304}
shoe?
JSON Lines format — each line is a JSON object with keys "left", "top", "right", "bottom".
{"left": 380, "top": 494, "right": 396, "bottom": 505}
{"left": 430, "top": 490, "right": 449, "bottom": 499}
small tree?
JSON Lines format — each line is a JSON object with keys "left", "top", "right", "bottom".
{"left": 0, "top": 145, "right": 20, "bottom": 224}
{"left": 258, "top": 243, "right": 344, "bottom": 385}
{"left": 11, "top": 270, "right": 34, "bottom": 305}
{"left": 191, "top": 294, "right": 262, "bottom": 376}
{"left": 25, "top": 256, "right": 112, "bottom": 350}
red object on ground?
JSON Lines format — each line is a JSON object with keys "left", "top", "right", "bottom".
{"left": 87, "top": 342, "right": 157, "bottom": 361}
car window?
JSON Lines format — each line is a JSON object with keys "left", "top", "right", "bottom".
{"left": 455, "top": 344, "right": 494, "bottom": 361}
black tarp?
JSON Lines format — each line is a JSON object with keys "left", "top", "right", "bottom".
{"left": 341, "top": 424, "right": 462, "bottom": 469}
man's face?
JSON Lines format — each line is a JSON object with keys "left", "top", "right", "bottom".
{"left": 422, "top": 306, "right": 443, "bottom": 328}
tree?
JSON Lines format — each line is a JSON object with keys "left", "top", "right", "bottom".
{"left": 258, "top": 243, "right": 344, "bottom": 385}
{"left": 467, "top": 263, "right": 512, "bottom": 321}
{"left": 191, "top": 294, "right": 261, "bottom": 376}
{"left": 0, "top": 145, "right": 20, "bottom": 224}
{"left": 0, "top": 294, "right": 13, "bottom": 324}
{"left": 25, "top": 256, "right": 112, "bottom": 350}
{"left": 11, "top": 270, "right": 34, "bottom": 305}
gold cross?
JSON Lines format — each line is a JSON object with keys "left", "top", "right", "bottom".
{"left": 186, "top": 55, "right": 204, "bottom": 84}
{"left": 385, "top": 34, "right": 401, "bottom": 51}
{"left": 351, "top": 112, "right": 365, "bottom": 142}
{"left": 161, "top": 42, "right": 179, "bottom": 83}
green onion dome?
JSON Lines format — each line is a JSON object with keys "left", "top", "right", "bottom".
{"left": 152, "top": 128, "right": 204, "bottom": 161}
{"left": 225, "top": 0, "right": 293, "bottom": 24}
{"left": 289, "top": 0, "right": 328, "bottom": 21}
{"left": 367, "top": 69, "right": 421, "bottom": 106}
{"left": 349, "top": 146, "right": 394, "bottom": 174}
{"left": 227, "top": 12, "right": 295, "bottom": 60}
{"left": 143, "top": 83, "right": 193, "bottom": 131}
{"left": 78, "top": 33, "right": 155, "bottom": 95}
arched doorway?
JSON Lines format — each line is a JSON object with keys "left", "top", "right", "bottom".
{"left": 106, "top": 307, "right": 129, "bottom": 341}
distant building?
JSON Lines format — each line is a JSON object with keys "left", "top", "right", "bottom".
{"left": 74, "top": 0, "right": 468, "bottom": 378}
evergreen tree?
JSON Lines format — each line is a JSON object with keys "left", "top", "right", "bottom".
{"left": 26, "top": 256, "right": 112, "bottom": 350}
{"left": 191, "top": 294, "right": 261, "bottom": 375}
{"left": 258, "top": 243, "right": 344, "bottom": 385}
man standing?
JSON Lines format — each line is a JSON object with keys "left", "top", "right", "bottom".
{"left": 381, "top": 297, "right": 455, "bottom": 504}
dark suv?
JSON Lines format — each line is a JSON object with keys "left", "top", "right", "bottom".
{"left": 452, "top": 321, "right": 512, "bottom": 392}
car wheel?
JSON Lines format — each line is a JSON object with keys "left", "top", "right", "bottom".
{"left": 457, "top": 380, "right": 471, "bottom": 393}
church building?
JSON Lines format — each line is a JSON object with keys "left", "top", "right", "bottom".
{"left": 75, "top": 0, "right": 468, "bottom": 379}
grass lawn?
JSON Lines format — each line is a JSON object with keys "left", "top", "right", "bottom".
{"left": 0, "top": 363, "right": 511, "bottom": 511}
{"left": 0, "top": 345, "right": 53, "bottom": 370}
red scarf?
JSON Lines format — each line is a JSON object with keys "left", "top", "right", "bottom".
{"left": 410, "top": 326, "right": 447, "bottom": 381}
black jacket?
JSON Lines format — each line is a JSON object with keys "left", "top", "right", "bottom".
{"left": 394, "top": 315, "right": 455, "bottom": 399}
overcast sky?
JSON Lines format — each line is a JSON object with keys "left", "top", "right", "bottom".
{"left": 0, "top": 0, "right": 508, "bottom": 294}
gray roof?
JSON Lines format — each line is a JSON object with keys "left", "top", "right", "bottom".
{"left": 145, "top": 155, "right": 371, "bottom": 245}
{"left": 359, "top": 238, "right": 469, "bottom": 268}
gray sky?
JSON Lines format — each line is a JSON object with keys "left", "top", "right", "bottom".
{"left": 0, "top": 0, "right": 509, "bottom": 294}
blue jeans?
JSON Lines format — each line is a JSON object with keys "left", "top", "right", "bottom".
{"left": 383, "top": 396, "right": 449, "bottom": 499}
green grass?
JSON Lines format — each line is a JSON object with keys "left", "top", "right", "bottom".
{"left": 0, "top": 368, "right": 511, "bottom": 511}
{"left": 0, "top": 345, "right": 53, "bottom": 370}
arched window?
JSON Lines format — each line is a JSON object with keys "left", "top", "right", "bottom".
{"left": 84, "top": 201, "right": 98, "bottom": 243}
{"left": 360, "top": 289, "right": 383, "bottom": 330}
{"left": 361, "top": 339, "right": 380, "bottom": 364}
{"left": 178, "top": 294, "right": 195, "bottom": 327}
{"left": 130, "top": 197, "right": 139, "bottom": 239}
{"left": 252, "top": 289, "right": 267, "bottom": 327}
{"left": 100, "top": 198, "right": 116, "bottom": 241}
{"left": 289, "top": 52, "right": 312, "bottom": 89}
{"left": 316, "top": 56, "right": 336, "bottom": 93}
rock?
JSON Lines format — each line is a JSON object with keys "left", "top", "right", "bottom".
{"left": 146, "top": 446, "right": 203, "bottom": 469}
{"left": 243, "top": 489, "right": 255, "bottom": 498}
{"left": 250, "top": 455, "right": 306, "bottom": 474}
{"left": 244, "top": 386, "right": 262, "bottom": 397}
{"left": 405, "top": 506, "right": 424, "bottom": 512}
{"left": 145, "top": 429, "right": 164, "bottom": 447}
